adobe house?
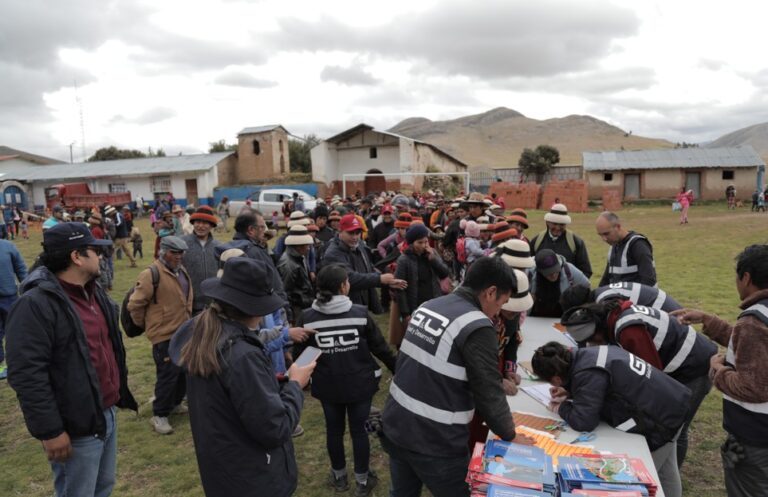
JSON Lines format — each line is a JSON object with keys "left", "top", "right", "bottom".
{"left": 583, "top": 146, "right": 763, "bottom": 201}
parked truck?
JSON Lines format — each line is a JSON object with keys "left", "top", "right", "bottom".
{"left": 227, "top": 188, "right": 317, "bottom": 217}
{"left": 45, "top": 183, "right": 132, "bottom": 210}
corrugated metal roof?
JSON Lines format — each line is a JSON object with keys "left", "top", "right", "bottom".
{"left": 583, "top": 146, "right": 764, "bottom": 171}
{"left": 237, "top": 125, "right": 288, "bottom": 135}
{"left": 0, "top": 152, "right": 233, "bottom": 181}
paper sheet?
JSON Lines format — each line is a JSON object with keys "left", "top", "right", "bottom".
{"left": 521, "top": 384, "right": 553, "bottom": 407}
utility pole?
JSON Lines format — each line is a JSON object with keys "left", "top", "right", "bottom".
{"left": 69, "top": 142, "right": 75, "bottom": 163}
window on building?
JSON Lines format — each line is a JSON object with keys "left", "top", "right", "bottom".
{"left": 369, "top": 147, "right": 377, "bottom": 159}
{"left": 150, "top": 176, "right": 171, "bottom": 193}
{"left": 722, "top": 170, "right": 735, "bottom": 180}
{"left": 109, "top": 183, "right": 127, "bottom": 193}
{"left": 253, "top": 140, "right": 261, "bottom": 155}
{"left": 603, "top": 173, "right": 613, "bottom": 181}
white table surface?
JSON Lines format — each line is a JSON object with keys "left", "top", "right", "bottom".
{"left": 498, "top": 316, "right": 665, "bottom": 497}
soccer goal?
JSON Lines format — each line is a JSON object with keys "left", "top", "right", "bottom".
{"left": 341, "top": 171, "right": 470, "bottom": 199}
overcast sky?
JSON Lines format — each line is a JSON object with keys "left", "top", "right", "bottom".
{"left": 3, "top": 0, "right": 768, "bottom": 161}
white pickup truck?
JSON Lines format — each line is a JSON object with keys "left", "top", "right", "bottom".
{"left": 227, "top": 188, "right": 317, "bottom": 217}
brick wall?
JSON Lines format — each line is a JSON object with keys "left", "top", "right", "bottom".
{"left": 323, "top": 179, "right": 402, "bottom": 198}
{"left": 488, "top": 182, "right": 540, "bottom": 209}
{"left": 601, "top": 187, "right": 623, "bottom": 211}
{"left": 540, "top": 180, "right": 589, "bottom": 213}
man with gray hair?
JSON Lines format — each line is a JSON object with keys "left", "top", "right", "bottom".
{"left": 596, "top": 211, "right": 656, "bottom": 287}
{"left": 127, "top": 236, "right": 193, "bottom": 434}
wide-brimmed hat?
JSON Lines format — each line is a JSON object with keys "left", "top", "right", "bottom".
{"left": 285, "top": 225, "right": 314, "bottom": 245}
{"left": 535, "top": 249, "right": 562, "bottom": 277}
{"left": 462, "top": 192, "right": 486, "bottom": 207}
{"left": 561, "top": 305, "right": 599, "bottom": 342}
{"left": 172, "top": 204, "right": 184, "bottom": 214}
{"left": 287, "top": 217, "right": 311, "bottom": 228}
{"left": 89, "top": 212, "right": 103, "bottom": 225}
{"left": 491, "top": 228, "right": 518, "bottom": 245}
{"left": 104, "top": 205, "right": 117, "bottom": 216}
{"left": 494, "top": 239, "right": 535, "bottom": 269}
{"left": 506, "top": 214, "right": 529, "bottom": 229}
{"left": 201, "top": 257, "right": 285, "bottom": 317}
{"left": 502, "top": 269, "right": 533, "bottom": 313}
{"left": 544, "top": 203, "right": 571, "bottom": 225}
{"left": 189, "top": 206, "right": 219, "bottom": 226}
{"left": 216, "top": 248, "right": 246, "bottom": 277}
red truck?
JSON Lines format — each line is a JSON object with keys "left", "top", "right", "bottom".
{"left": 45, "top": 183, "right": 132, "bottom": 210}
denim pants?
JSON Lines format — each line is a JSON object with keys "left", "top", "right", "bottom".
{"left": 152, "top": 340, "right": 186, "bottom": 416}
{"left": 321, "top": 399, "right": 372, "bottom": 474}
{"left": 51, "top": 406, "right": 117, "bottom": 497}
{"left": 380, "top": 433, "right": 470, "bottom": 497}
{"left": 0, "top": 293, "right": 18, "bottom": 363}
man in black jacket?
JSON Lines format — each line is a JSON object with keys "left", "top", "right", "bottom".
{"left": 6, "top": 222, "right": 137, "bottom": 497}
{"left": 322, "top": 214, "right": 406, "bottom": 314}
{"left": 596, "top": 211, "right": 656, "bottom": 287}
{"left": 277, "top": 226, "right": 315, "bottom": 319}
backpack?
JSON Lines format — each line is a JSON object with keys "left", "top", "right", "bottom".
{"left": 121, "top": 265, "right": 160, "bottom": 337}
{"left": 456, "top": 236, "right": 468, "bottom": 264}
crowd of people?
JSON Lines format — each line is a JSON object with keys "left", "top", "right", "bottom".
{"left": 0, "top": 188, "right": 766, "bottom": 497}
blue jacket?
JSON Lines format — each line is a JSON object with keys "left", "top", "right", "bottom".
{"left": 0, "top": 240, "right": 27, "bottom": 296}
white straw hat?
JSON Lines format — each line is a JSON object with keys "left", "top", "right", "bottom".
{"left": 502, "top": 269, "right": 533, "bottom": 312}
{"left": 543, "top": 203, "right": 571, "bottom": 225}
{"left": 494, "top": 239, "right": 535, "bottom": 269}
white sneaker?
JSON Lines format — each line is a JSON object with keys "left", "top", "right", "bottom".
{"left": 171, "top": 403, "right": 188, "bottom": 415}
{"left": 150, "top": 416, "right": 173, "bottom": 435}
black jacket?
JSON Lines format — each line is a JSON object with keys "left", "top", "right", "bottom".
{"left": 297, "top": 297, "right": 396, "bottom": 403}
{"left": 393, "top": 247, "right": 449, "bottom": 316}
{"left": 530, "top": 229, "right": 593, "bottom": 278}
{"left": 6, "top": 267, "right": 137, "bottom": 440}
{"left": 321, "top": 236, "right": 383, "bottom": 314}
{"left": 277, "top": 247, "right": 314, "bottom": 315}
{"left": 220, "top": 234, "right": 288, "bottom": 303}
{"left": 170, "top": 319, "right": 304, "bottom": 497}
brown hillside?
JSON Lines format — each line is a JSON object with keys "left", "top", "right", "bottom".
{"left": 707, "top": 122, "right": 768, "bottom": 163}
{"left": 388, "top": 107, "right": 674, "bottom": 168}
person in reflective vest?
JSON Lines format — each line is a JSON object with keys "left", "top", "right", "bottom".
{"left": 561, "top": 299, "right": 717, "bottom": 468}
{"left": 380, "top": 256, "right": 534, "bottom": 497}
{"left": 671, "top": 244, "right": 768, "bottom": 497}
{"left": 532, "top": 341, "right": 690, "bottom": 497}
{"left": 596, "top": 211, "right": 656, "bottom": 287}
{"left": 560, "top": 282, "right": 682, "bottom": 314}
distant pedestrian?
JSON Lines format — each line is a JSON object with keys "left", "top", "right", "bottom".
{"left": 676, "top": 187, "right": 694, "bottom": 224}
{"left": 0, "top": 238, "right": 27, "bottom": 379}
{"left": 216, "top": 196, "right": 230, "bottom": 232}
{"left": 726, "top": 185, "right": 736, "bottom": 209}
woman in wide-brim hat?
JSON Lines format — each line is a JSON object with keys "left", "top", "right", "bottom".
{"left": 168, "top": 257, "right": 316, "bottom": 497}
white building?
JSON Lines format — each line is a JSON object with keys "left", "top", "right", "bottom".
{"left": 311, "top": 123, "right": 469, "bottom": 195}
{"left": 0, "top": 152, "right": 236, "bottom": 210}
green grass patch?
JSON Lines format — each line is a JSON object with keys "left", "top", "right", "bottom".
{"left": 1, "top": 203, "right": 763, "bottom": 495}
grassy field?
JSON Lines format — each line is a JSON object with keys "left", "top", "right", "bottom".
{"left": 0, "top": 203, "right": 765, "bottom": 496}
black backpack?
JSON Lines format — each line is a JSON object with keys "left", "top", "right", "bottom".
{"left": 121, "top": 265, "right": 160, "bottom": 337}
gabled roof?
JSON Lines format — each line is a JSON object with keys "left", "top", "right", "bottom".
{"left": 0, "top": 152, "right": 233, "bottom": 182}
{"left": 237, "top": 125, "right": 289, "bottom": 136}
{"left": 0, "top": 146, "right": 65, "bottom": 165}
{"left": 583, "top": 146, "right": 765, "bottom": 171}
{"left": 323, "top": 123, "right": 470, "bottom": 170}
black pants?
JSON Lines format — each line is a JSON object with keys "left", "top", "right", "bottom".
{"left": 152, "top": 340, "right": 185, "bottom": 416}
{"left": 133, "top": 244, "right": 143, "bottom": 258}
{"left": 321, "top": 399, "right": 372, "bottom": 474}
{"left": 722, "top": 434, "right": 768, "bottom": 497}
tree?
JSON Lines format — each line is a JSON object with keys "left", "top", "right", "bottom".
{"left": 87, "top": 146, "right": 147, "bottom": 162}
{"left": 518, "top": 144, "right": 560, "bottom": 183}
{"left": 208, "top": 140, "right": 238, "bottom": 153}
{"left": 288, "top": 134, "right": 320, "bottom": 174}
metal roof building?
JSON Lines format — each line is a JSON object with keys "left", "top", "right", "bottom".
{"left": 583, "top": 146, "right": 765, "bottom": 171}
{"left": 582, "top": 146, "right": 762, "bottom": 201}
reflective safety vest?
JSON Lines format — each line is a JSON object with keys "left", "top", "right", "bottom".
{"left": 382, "top": 292, "right": 492, "bottom": 456}
{"left": 606, "top": 233, "right": 653, "bottom": 285}
{"left": 614, "top": 304, "right": 716, "bottom": 383}
{"left": 571, "top": 345, "right": 690, "bottom": 450}
{"left": 595, "top": 282, "right": 682, "bottom": 312}
{"left": 724, "top": 301, "right": 768, "bottom": 446}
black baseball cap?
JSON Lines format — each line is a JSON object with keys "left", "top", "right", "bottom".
{"left": 43, "top": 223, "right": 112, "bottom": 251}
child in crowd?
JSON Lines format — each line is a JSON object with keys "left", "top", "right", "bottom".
{"left": 20, "top": 219, "right": 28, "bottom": 240}
{"left": 131, "top": 226, "right": 143, "bottom": 259}
{"left": 272, "top": 211, "right": 279, "bottom": 231}
{"left": 460, "top": 220, "right": 488, "bottom": 265}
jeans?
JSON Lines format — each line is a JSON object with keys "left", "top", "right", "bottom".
{"left": 380, "top": 433, "right": 470, "bottom": 497}
{"left": 152, "top": 340, "right": 186, "bottom": 416}
{"left": 321, "top": 399, "right": 372, "bottom": 474}
{"left": 51, "top": 406, "right": 117, "bottom": 497}
{"left": 677, "top": 374, "right": 712, "bottom": 467}
{"left": 0, "top": 294, "right": 18, "bottom": 363}
{"left": 652, "top": 427, "right": 682, "bottom": 497}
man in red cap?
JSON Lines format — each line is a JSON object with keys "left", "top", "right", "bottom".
{"left": 321, "top": 214, "right": 407, "bottom": 314}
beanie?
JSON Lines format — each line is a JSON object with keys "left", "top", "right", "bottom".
{"left": 464, "top": 220, "right": 480, "bottom": 238}
{"left": 405, "top": 223, "right": 429, "bottom": 244}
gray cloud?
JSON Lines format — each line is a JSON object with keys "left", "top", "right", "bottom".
{"left": 214, "top": 70, "right": 278, "bottom": 88}
{"left": 504, "top": 66, "right": 656, "bottom": 96}
{"left": 110, "top": 107, "right": 177, "bottom": 125}
{"left": 272, "top": 0, "right": 639, "bottom": 78}
{"left": 320, "top": 65, "right": 378, "bottom": 85}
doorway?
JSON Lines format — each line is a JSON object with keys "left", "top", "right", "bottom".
{"left": 623, "top": 173, "right": 640, "bottom": 199}
{"left": 364, "top": 169, "right": 386, "bottom": 196}
{"left": 185, "top": 179, "right": 199, "bottom": 206}
{"left": 685, "top": 172, "right": 701, "bottom": 199}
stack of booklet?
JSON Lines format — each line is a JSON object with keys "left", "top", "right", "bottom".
{"left": 557, "top": 454, "right": 658, "bottom": 497}
{"left": 466, "top": 440, "right": 557, "bottom": 496}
